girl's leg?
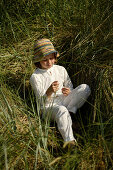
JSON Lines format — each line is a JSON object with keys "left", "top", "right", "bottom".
{"left": 63, "top": 84, "right": 91, "bottom": 113}
{"left": 48, "top": 105, "right": 76, "bottom": 142}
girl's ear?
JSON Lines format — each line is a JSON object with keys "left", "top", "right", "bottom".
{"left": 57, "top": 52, "right": 60, "bottom": 57}
{"left": 54, "top": 57, "right": 57, "bottom": 64}
{"left": 54, "top": 52, "right": 59, "bottom": 63}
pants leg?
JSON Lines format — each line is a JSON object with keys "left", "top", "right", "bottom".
{"left": 46, "top": 105, "right": 75, "bottom": 142}
{"left": 63, "top": 84, "right": 91, "bottom": 113}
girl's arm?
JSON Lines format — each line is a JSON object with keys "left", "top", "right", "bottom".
{"left": 62, "top": 68, "right": 73, "bottom": 94}
{"left": 30, "top": 74, "right": 45, "bottom": 97}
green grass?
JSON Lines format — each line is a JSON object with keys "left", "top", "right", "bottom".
{"left": 0, "top": 0, "right": 113, "bottom": 169}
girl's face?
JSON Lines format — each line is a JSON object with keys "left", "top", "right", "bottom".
{"left": 39, "top": 53, "right": 56, "bottom": 69}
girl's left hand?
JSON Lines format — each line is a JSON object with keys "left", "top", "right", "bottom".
{"left": 62, "top": 87, "right": 71, "bottom": 96}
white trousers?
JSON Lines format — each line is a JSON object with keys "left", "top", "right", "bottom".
{"left": 45, "top": 84, "right": 91, "bottom": 142}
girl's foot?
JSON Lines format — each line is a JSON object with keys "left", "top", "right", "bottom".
{"left": 63, "top": 140, "right": 77, "bottom": 150}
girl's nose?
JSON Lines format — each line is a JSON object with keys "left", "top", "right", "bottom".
{"left": 48, "top": 59, "right": 51, "bottom": 64}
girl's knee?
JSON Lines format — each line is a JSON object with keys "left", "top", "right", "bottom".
{"left": 80, "top": 84, "right": 91, "bottom": 95}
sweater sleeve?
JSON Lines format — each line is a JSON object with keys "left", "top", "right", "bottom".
{"left": 63, "top": 67, "right": 73, "bottom": 91}
{"left": 30, "top": 74, "right": 46, "bottom": 97}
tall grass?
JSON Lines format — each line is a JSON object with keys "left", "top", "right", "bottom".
{"left": 0, "top": 0, "right": 113, "bottom": 169}
{"left": 0, "top": 87, "right": 59, "bottom": 169}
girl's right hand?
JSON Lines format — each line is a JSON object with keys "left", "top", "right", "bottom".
{"left": 51, "top": 81, "right": 59, "bottom": 93}
{"left": 46, "top": 81, "right": 59, "bottom": 97}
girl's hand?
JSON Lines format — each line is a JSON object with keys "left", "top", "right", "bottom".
{"left": 51, "top": 81, "right": 59, "bottom": 93}
{"left": 62, "top": 87, "right": 71, "bottom": 96}
{"left": 46, "top": 81, "right": 59, "bottom": 98}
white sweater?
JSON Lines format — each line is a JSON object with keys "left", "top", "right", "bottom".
{"left": 30, "top": 65, "right": 73, "bottom": 107}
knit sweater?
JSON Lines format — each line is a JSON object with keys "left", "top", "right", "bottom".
{"left": 30, "top": 64, "right": 73, "bottom": 107}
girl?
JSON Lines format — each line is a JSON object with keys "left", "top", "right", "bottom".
{"left": 30, "top": 38, "right": 91, "bottom": 148}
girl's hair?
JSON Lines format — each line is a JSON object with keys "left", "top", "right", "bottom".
{"left": 34, "top": 62, "right": 41, "bottom": 68}
{"left": 34, "top": 53, "right": 57, "bottom": 68}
